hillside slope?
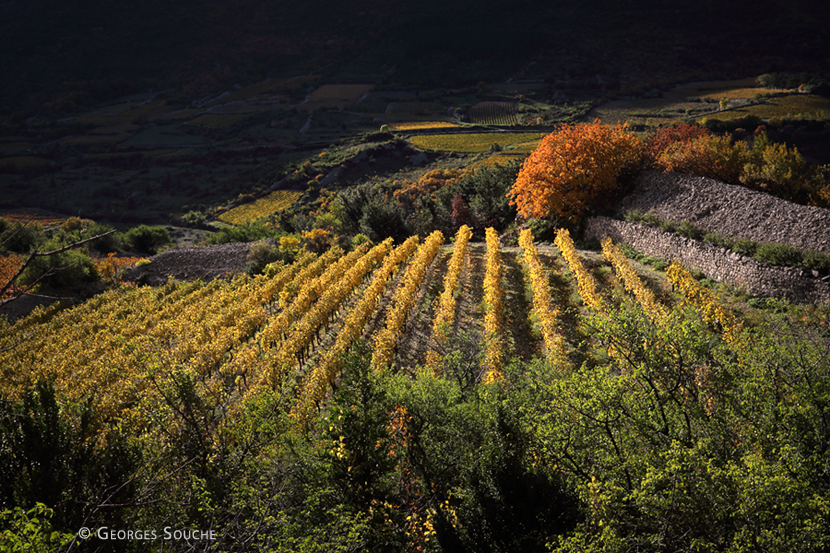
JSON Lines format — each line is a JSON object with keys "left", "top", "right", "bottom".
{"left": 616, "top": 171, "right": 830, "bottom": 253}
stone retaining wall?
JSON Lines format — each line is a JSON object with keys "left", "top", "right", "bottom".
{"left": 615, "top": 171, "right": 830, "bottom": 254}
{"left": 585, "top": 216, "right": 830, "bottom": 304}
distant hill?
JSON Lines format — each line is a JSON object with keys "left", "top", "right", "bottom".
{"left": 1, "top": 0, "right": 827, "bottom": 117}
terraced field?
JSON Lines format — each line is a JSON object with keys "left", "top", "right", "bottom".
{"left": 410, "top": 132, "right": 541, "bottom": 153}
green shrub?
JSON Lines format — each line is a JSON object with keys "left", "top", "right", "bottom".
{"left": 245, "top": 240, "right": 294, "bottom": 275}
{"left": 0, "top": 381, "right": 141, "bottom": 532}
{"left": 623, "top": 210, "right": 643, "bottom": 223}
{"left": 19, "top": 247, "right": 98, "bottom": 290}
{"left": 527, "top": 218, "right": 555, "bottom": 241}
{"left": 0, "top": 503, "right": 74, "bottom": 552}
{"left": 677, "top": 220, "right": 703, "bottom": 240}
{"left": 180, "top": 210, "right": 208, "bottom": 228}
{"left": 658, "top": 219, "right": 678, "bottom": 233}
{"left": 754, "top": 243, "right": 803, "bottom": 266}
{"left": 0, "top": 221, "right": 43, "bottom": 254}
{"left": 86, "top": 223, "right": 121, "bottom": 254}
{"left": 732, "top": 238, "right": 758, "bottom": 256}
{"left": 121, "top": 224, "right": 171, "bottom": 254}
{"left": 703, "top": 232, "right": 734, "bottom": 249}
{"left": 802, "top": 250, "right": 830, "bottom": 274}
{"left": 641, "top": 212, "right": 661, "bottom": 226}
{"left": 351, "top": 233, "right": 371, "bottom": 249}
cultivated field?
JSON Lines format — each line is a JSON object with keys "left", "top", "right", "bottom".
{"left": 468, "top": 101, "right": 518, "bottom": 126}
{"left": 410, "top": 132, "right": 541, "bottom": 153}
{"left": 218, "top": 190, "right": 303, "bottom": 225}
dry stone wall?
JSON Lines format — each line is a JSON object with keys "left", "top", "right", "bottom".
{"left": 585, "top": 217, "right": 830, "bottom": 304}
{"left": 615, "top": 171, "right": 830, "bottom": 254}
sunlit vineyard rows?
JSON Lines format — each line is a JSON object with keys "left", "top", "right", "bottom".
{"left": 409, "top": 132, "right": 540, "bottom": 153}
{"left": 388, "top": 121, "right": 459, "bottom": 131}
{"left": 468, "top": 101, "right": 518, "bottom": 126}
{"left": 2, "top": 229, "right": 826, "bottom": 434}
{"left": 218, "top": 190, "right": 303, "bottom": 225}
{"left": 4, "top": 224, "right": 830, "bottom": 551}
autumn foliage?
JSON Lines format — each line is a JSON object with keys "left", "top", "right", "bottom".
{"left": 643, "top": 123, "right": 712, "bottom": 164}
{"left": 0, "top": 254, "right": 23, "bottom": 299}
{"left": 654, "top": 134, "right": 748, "bottom": 184}
{"left": 508, "top": 121, "right": 642, "bottom": 223}
{"left": 393, "top": 168, "right": 467, "bottom": 209}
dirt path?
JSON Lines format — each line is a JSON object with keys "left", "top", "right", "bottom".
{"left": 394, "top": 249, "right": 449, "bottom": 371}
{"left": 501, "top": 250, "right": 539, "bottom": 361}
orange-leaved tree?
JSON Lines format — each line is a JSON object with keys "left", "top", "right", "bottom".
{"left": 655, "top": 134, "right": 748, "bottom": 184}
{"left": 507, "top": 120, "right": 642, "bottom": 223}
{"left": 643, "top": 123, "right": 712, "bottom": 166}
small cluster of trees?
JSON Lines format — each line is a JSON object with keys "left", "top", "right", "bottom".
{"left": 507, "top": 121, "right": 830, "bottom": 225}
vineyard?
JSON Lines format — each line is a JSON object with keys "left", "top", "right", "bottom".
{"left": 217, "top": 190, "right": 303, "bottom": 225}
{"left": 0, "top": 229, "right": 677, "bottom": 406}
{"left": 409, "top": 132, "right": 541, "bottom": 153}
{"left": 468, "top": 101, "right": 518, "bottom": 126}
{"left": 2, "top": 228, "right": 829, "bottom": 552}
{"left": 3, "top": 227, "right": 821, "bottom": 417}
{"left": 388, "top": 121, "right": 459, "bottom": 131}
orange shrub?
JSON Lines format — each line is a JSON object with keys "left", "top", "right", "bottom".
{"left": 643, "top": 123, "right": 711, "bottom": 165}
{"left": 508, "top": 121, "right": 642, "bottom": 223}
{"left": 301, "top": 228, "right": 333, "bottom": 253}
{"left": 393, "top": 168, "right": 466, "bottom": 209}
{"left": 0, "top": 254, "right": 23, "bottom": 298}
{"left": 655, "top": 135, "right": 748, "bottom": 183}
{"left": 95, "top": 252, "right": 146, "bottom": 283}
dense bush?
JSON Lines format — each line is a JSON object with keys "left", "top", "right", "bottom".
{"left": 0, "top": 220, "right": 43, "bottom": 254}
{"left": 643, "top": 122, "right": 711, "bottom": 165}
{"left": 655, "top": 134, "right": 748, "bottom": 183}
{"left": 442, "top": 161, "right": 520, "bottom": 232}
{"left": 19, "top": 246, "right": 98, "bottom": 290}
{"left": 0, "top": 381, "right": 141, "bottom": 532}
{"left": 740, "top": 131, "right": 812, "bottom": 202}
{"left": 521, "top": 302, "right": 830, "bottom": 552}
{"left": 244, "top": 239, "right": 293, "bottom": 274}
{"left": 509, "top": 121, "right": 642, "bottom": 223}
{"left": 121, "top": 224, "right": 171, "bottom": 254}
